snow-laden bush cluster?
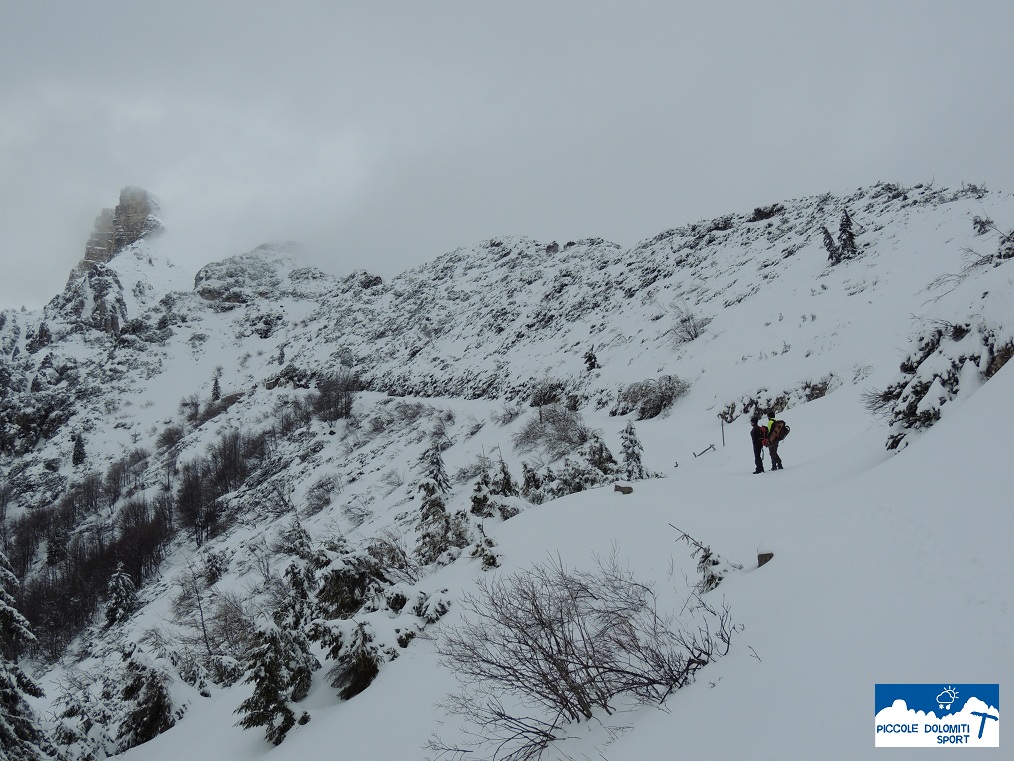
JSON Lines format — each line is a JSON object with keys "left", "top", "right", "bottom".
{"left": 866, "top": 319, "right": 1014, "bottom": 450}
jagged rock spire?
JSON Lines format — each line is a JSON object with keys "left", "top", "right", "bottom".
{"left": 75, "top": 187, "right": 163, "bottom": 278}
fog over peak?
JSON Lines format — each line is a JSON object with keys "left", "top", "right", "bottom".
{"left": 3, "top": 1, "right": 1013, "bottom": 308}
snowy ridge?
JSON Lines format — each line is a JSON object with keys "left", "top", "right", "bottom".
{"left": 1, "top": 181, "right": 1012, "bottom": 760}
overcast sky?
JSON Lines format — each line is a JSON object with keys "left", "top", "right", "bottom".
{"left": 2, "top": 1, "right": 1013, "bottom": 309}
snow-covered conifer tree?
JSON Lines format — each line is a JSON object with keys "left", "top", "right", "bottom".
{"left": 106, "top": 562, "right": 137, "bottom": 626}
{"left": 327, "top": 621, "right": 380, "bottom": 701}
{"left": 420, "top": 443, "right": 450, "bottom": 495}
{"left": 72, "top": 434, "right": 86, "bottom": 467}
{"left": 117, "top": 648, "right": 177, "bottom": 752}
{"left": 234, "top": 622, "right": 316, "bottom": 745}
{"left": 416, "top": 480, "right": 451, "bottom": 564}
{"left": 272, "top": 563, "right": 320, "bottom": 703}
{"left": 469, "top": 471, "right": 493, "bottom": 517}
{"left": 489, "top": 457, "right": 518, "bottom": 497}
{"left": 838, "top": 208, "right": 858, "bottom": 259}
{"left": 46, "top": 523, "right": 69, "bottom": 567}
{"left": 620, "top": 420, "right": 646, "bottom": 480}
{"left": 1, "top": 549, "right": 59, "bottom": 761}
{"left": 821, "top": 225, "right": 840, "bottom": 264}
{"left": 276, "top": 562, "right": 316, "bottom": 631}
{"left": 581, "top": 434, "right": 617, "bottom": 475}
{"left": 520, "top": 462, "right": 543, "bottom": 500}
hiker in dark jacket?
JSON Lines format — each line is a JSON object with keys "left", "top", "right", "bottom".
{"left": 766, "top": 411, "right": 785, "bottom": 470}
{"left": 750, "top": 415, "right": 767, "bottom": 474}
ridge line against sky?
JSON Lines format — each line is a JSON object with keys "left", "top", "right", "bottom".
{"left": 2, "top": 0, "right": 1013, "bottom": 309}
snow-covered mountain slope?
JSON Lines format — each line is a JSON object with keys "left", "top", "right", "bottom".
{"left": 2, "top": 181, "right": 1012, "bottom": 760}
{"left": 105, "top": 360, "right": 1014, "bottom": 760}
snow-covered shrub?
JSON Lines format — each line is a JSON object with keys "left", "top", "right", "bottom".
{"left": 490, "top": 401, "right": 523, "bottom": 425}
{"left": 489, "top": 456, "right": 518, "bottom": 497}
{"left": 673, "top": 528, "right": 743, "bottom": 593}
{"left": 155, "top": 423, "right": 185, "bottom": 453}
{"left": 416, "top": 480, "right": 453, "bottom": 565}
{"left": 434, "top": 553, "right": 734, "bottom": 761}
{"left": 972, "top": 215, "right": 994, "bottom": 236}
{"left": 546, "top": 458, "right": 608, "bottom": 499}
{"left": 412, "top": 589, "right": 453, "bottom": 624}
{"left": 310, "top": 368, "right": 359, "bottom": 425}
{"left": 305, "top": 474, "right": 340, "bottom": 515}
{"left": 529, "top": 377, "right": 567, "bottom": 408}
{"left": 521, "top": 434, "right": 618, "bottom": 502}
{"left": 52, "top": 667, "right": 118, "bottom": 760}
{"left": 611, "top": 374, "right": 690, "bottom": 419}
{"left": 720, "top": 374, "right": 840, "bottom": 423}
{"left": 877, "top": 319, "right": 1013, "bottom": 450}
{"left": 984, "top": 340, "right": 1014, "bottom": 378}
{"left": 366, "top": 529, "right": 419, "bottom": 584}
{"left": 468, "top": 472, "right": 493, "bottom": 517}
{"left": 666, "top": 304, "right": 712, "bottom": 345}
{"left": 749, "top": 203, "right": 785, "bottom": 222}
{"left": 316, "top": 548, "right": 390, "bottom": 619}
{"left": 468, "top": 535, "right": 501, "bottom": 569}
{"left": 202, "top": 549, "right": 229, "bottom": 585}
{"left": 269, "top": 516, "right": 313, "bottom": 560}
{"left": 997, "top": 229, "right": 1014, "bottom": 262}
{"left": 512, "top": 405, "right": 594, "bottom": 460}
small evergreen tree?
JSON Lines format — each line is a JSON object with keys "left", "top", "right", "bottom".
{"left": 272, "top": 563, "right": 320, "bottom": 704}
{"left": 276, "top": 562, "right": 316, "bottom": 631}
{"left": 117, "top": 649, "right": 177, "bottom": 752}
{"left": 469, "top": 472, "right": 493, "bottom": 517}
{"left": 821, "top": 225, "right": 840, "bottom": 264}
{"left": 211, "top": 374, "right": 221, "bottom": 403}
{"left": 838, "top": 208, "right": 858, "bottom": 259}
{"left": 581, "top": 434, "right": 617, "bottom": 475}
{"left": 1, "top": 550, "right": 59, "bottom": 761}
{"left": 106, "top": 562, "right": 137, "bottom": 626}
{"left": 520, "top": 462, "right": 542, "bottom": 500}
{"left": 234, "top": 622, "right": 316, "bottom": 745}
{"left": 549, "top": 457, "right": 605, "bottom": 497}
{"left": 328, "top": 622, "right": 381, "bottom": 701}
{"left": 274, "top": 517, "right": 313, "bottom": 561}
{"left": 46, "top": 523, "right": 69, "bottom": 567}
{"left": 72, "top": 434, "right": 86, "bottom": 467}
{"left": 583, "top": 346, "right": 600, "bottom": 371}
{"left": 420, "top": 443, "right": 450, "bottom": 495}
{"left": 489, "top": 457, "right": 518, "bottom": 497}
{"left": 620, "top": 420, "right": 646, "bottom": 480}
{"left": 417, "top": 480, "right": 451, "bottom": 564}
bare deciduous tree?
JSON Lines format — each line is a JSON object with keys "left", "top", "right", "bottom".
{"left": 433, "top": 552, "right": 735, "bottom": 760}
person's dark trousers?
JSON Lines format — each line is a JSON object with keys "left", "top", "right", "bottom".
{"left": 769, "top": 441, "right": 783, "bottom": 470}
{"left": 752, "top": 442, "right": 764, "bottom": 473}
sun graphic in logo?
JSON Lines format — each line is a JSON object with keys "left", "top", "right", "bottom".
{"left": 937, "top": 686, "right": 959, "bottom": 711}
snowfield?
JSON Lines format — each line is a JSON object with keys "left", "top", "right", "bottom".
{"left": 2, "top": 181, "right": 1010, "bottom": 760}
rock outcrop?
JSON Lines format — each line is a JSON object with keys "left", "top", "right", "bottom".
{"left": 74, "top": 187, "right": 163, "bottom": 279}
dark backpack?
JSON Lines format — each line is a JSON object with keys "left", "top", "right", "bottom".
{"left": 771, "top": 420, "right": 790, "bottom": 442}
